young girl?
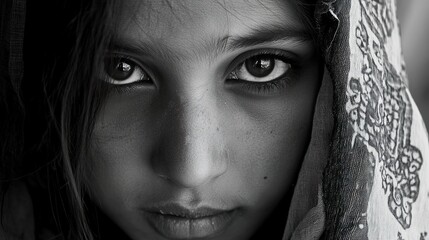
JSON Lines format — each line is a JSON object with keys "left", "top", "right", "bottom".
{"left": 1, "top": 0, "right": 428, "bottom": 239}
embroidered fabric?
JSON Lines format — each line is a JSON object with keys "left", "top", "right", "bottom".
{"left": 286, "top": 0, "right": 429, "bottom": 239}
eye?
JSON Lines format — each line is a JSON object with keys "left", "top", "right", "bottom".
{"left": 104, "top": 56, "right": 151, "bottom": 85}
{"left": 227, "top": 54, "right": 291, "bottom": 83}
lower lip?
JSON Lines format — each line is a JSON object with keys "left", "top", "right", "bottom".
{"left": 145, "top": 210, "right": 236, "bottom": 239}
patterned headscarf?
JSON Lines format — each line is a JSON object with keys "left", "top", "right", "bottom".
{"left": 285, "top": 0, "right": 429, "bottom": 239}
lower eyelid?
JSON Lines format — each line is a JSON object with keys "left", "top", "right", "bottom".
{"left": 107, "top": 80, "right": 155, "bottom": 94}
{"left": 241, "top": 78, "right": 289, "bottom": 94}
{"left": 227, "top": 65, "right": 299, "bottom": 95}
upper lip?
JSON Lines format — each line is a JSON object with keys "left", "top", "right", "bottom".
{"left": 143, "top": 203, "right": 233, "bottom": 219}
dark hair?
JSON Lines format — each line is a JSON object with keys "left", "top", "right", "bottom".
{"left": 295, "top": 0, "right": 319, "bottom": 45}
{"left": 1, "top": 0, "right": 319, "bottom": 239}
{"left": 11, "top": 0, "right": 123, "bottom": 239}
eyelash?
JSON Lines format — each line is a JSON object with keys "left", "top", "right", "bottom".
{"left": 226, "top": 50, "right": 298, "bottom": 94}
{"left": 103, "top": 50, "right": 298, "bottom": 94}
{"left": 102, "top": 55, "right": 151, "bottom": 93}
{"left": 234, "top": 77, "right": 290, "bottom": 94}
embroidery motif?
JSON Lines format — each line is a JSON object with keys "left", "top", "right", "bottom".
{"left": 421, "top": 232, "right": 428, "bottom": 240}
{"left": 346, "top": 0, "right": 423, "bottom": 229}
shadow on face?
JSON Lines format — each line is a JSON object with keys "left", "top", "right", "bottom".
{"left": 88, "top": 0, "right": 322, "bottom": 239}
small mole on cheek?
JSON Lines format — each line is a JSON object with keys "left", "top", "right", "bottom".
{"left": 264, "top": 176, "right": 268, "bottom": 180}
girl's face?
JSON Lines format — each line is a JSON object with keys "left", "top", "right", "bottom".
{"left": 89, "top": 0, "right": 320, "bottom": 239}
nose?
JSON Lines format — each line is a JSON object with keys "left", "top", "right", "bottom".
{"left": 151, "top": 91, "right": 228, "bottom": 188}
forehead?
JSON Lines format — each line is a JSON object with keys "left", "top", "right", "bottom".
{"left": 117, "top": 0, "right": 303, "bottom": 47}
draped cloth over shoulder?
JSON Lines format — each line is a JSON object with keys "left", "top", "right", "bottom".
{"left": 284, "top": 0, "right": 429, "bottom": 239}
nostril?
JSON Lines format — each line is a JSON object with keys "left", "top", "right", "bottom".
{"left": 150, "top": 140, "right": 230, "bottom": 188}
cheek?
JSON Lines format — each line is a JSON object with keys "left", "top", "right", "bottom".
{"left": 226, "top": 63, "right": 320, "bottom": 207}
{"left": 87, "top": 141, "right": 147, "bottom": 213}
{"left": 86, "top": 92, "right": 159, "bottom": 209}
{"left": 225, "top": 99, "right": 315, "bottom": 208}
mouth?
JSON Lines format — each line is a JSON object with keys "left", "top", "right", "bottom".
{"left": 142, "top": 203, "right": 237, "bottom": 239}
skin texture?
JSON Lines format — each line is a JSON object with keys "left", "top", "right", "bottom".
{"left": 88, "top": 0, "right": 321, "bottom": 239}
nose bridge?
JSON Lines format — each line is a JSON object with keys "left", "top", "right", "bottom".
{"left": 152, "top": 89, "right": 228, "bottom": 188}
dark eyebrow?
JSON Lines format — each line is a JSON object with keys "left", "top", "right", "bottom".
{"left": 108, "top": 39, "right": 174, "bottom": 61}
{"left": 108, "top": 24, "right": 313, "bottom": 59}
{"left": 222, "top": 24, "right": 313, "bottom": 51}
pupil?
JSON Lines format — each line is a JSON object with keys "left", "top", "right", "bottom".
{"left": 105, "top": 57, "right": 135, "bottom": 81}
{"left": 245, "top": 56, "right": 275, "bottom": 78}
{"left": 118, "top": 62, "right": 132, "bottom": 72}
